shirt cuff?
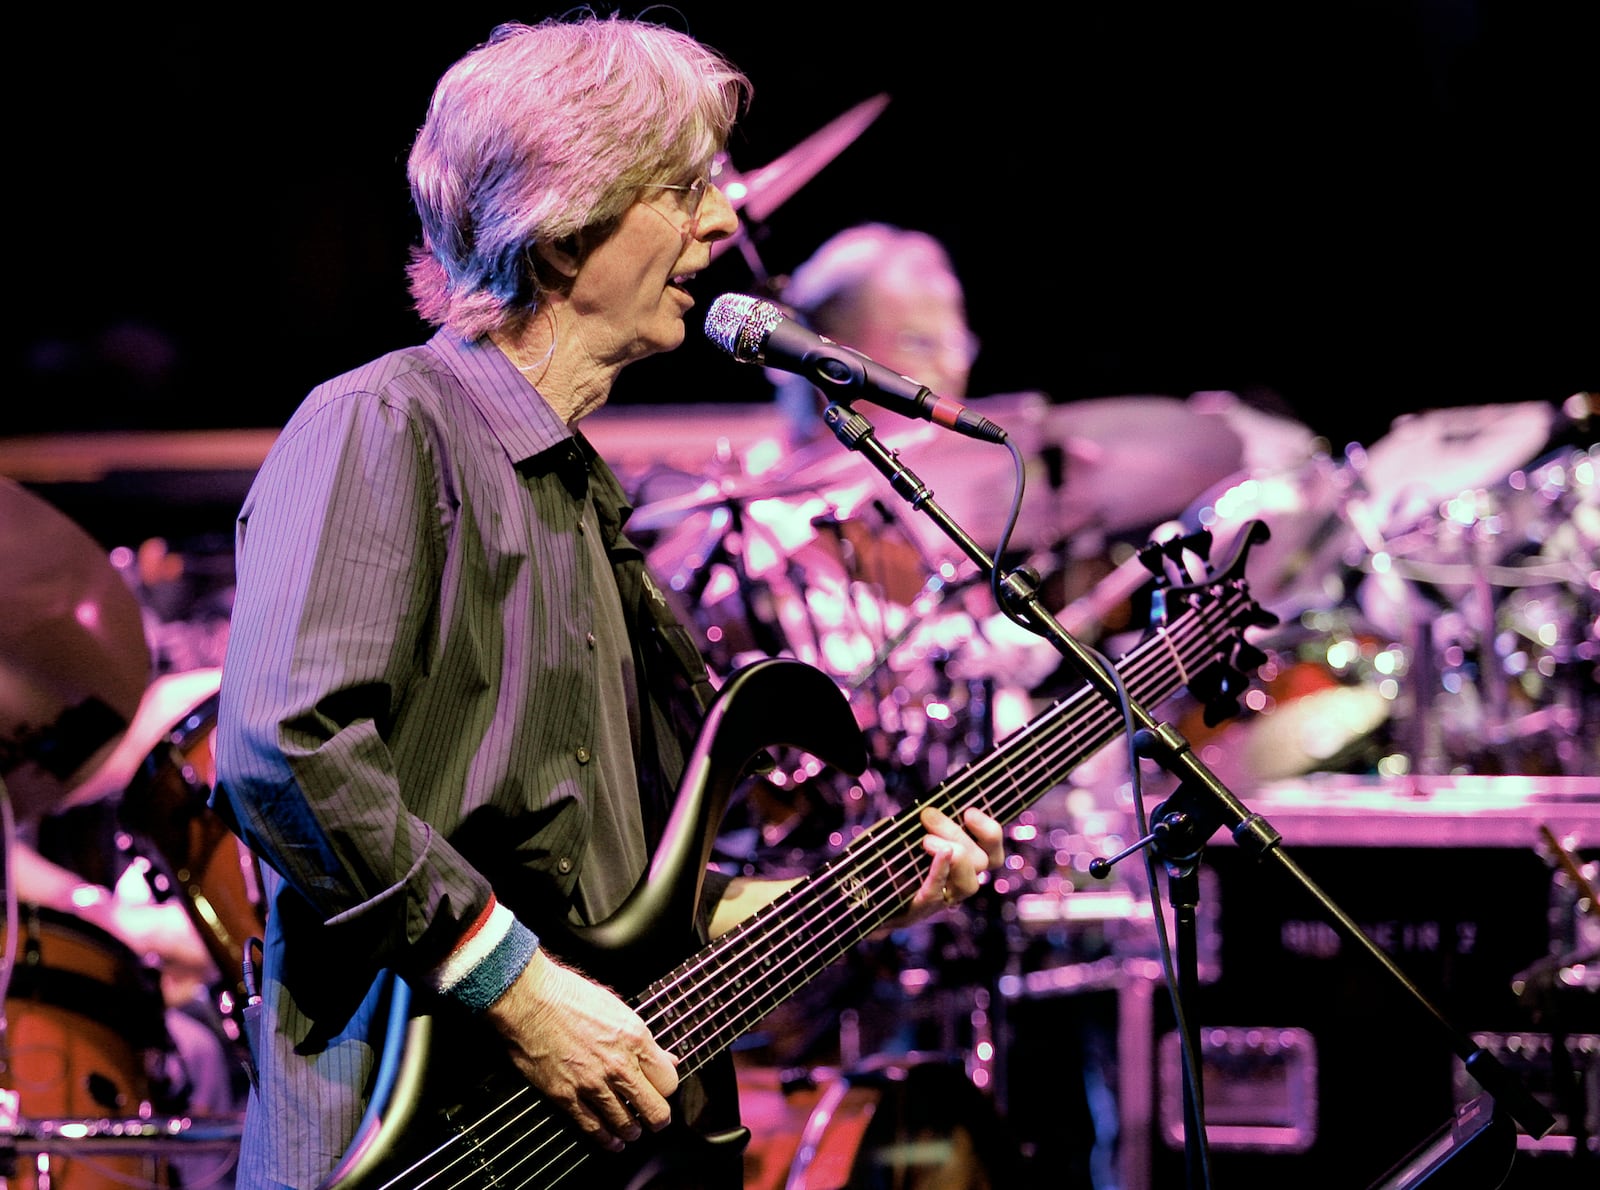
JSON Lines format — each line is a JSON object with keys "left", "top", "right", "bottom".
{"left": 427, "top": 897, "right": 540, "bottom": 1013}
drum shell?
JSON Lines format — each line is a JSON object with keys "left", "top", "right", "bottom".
{"left": 739, "top": 1055, "right": 1021, "bottom": 1190}
{"left": 1176, "top": 627, "right": 1395, "bottom": 791}
{"left": 1, "top": 904, "right": 172, "bottom": 1189}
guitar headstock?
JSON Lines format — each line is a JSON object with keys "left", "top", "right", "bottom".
{"left": 1141, "top": 518, "right": 1279, "bottom": 727}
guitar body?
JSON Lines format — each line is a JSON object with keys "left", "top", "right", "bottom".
{"left": 323, "top": 657, "right": 868, "bottom": 1190}
{"left": 334, "top": 1009, "right": 751, "bottom": 1190}
{"left": 323, "top": 524, "right": 1273, "bottom": 1190}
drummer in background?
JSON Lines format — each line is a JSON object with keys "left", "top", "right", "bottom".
{"left": 769, "top": 223, "right": 978, "bottom": 453}
{"left": 761, "top": 222, "right": 1064, "bottom": 699}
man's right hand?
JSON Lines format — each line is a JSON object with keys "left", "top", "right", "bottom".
{"left": 483, "top": 949, "right": 679, "bottom": 1152}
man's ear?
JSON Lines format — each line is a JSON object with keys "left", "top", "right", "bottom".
{"left": 534, "top": 234, "right": 582, "bottom": 278}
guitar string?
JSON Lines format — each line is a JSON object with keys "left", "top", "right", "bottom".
{"left": 383, "top": 586, "right": 1250, "bottom": 1188}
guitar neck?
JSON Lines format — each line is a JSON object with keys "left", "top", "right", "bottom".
{"left": 636, "top": 587, "right": 1252, "bottom": 1072}
{"left": 317, "top": 553, "right": 1266, "bottom": 1190}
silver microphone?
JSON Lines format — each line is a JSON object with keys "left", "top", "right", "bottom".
{"left": 704, "top": 293, "right": 1007, "bottom": 444}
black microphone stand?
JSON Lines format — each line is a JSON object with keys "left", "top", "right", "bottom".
{"left": 818, "top": 399, "right": 1557, "bottom": 1188}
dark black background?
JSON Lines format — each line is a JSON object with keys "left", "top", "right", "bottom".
{"left": 12, "top": 2, "right": 1597, "bottom": 455}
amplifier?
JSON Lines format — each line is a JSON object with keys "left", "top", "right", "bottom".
{"left": 1137, "top": 774, "right": 1600, "bottom": 1189}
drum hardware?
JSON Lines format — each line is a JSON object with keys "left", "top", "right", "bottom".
{"left": 3, "top": 1102, "right": 245, "bottom": 1153}
{"left": 0, "top": 1093, "right": 242, "bottom": 1190}
{"left": 690, "top": 501, "right": 792, "bottom": 664}
{"left": 841, "top": 567, "right": 985, "bottom": 696}
{"left": 115, "top": 679, "right": 266, "bottom": 1017}
{"left": 1348, "top": 441, "right": 1598, "bottom": 778}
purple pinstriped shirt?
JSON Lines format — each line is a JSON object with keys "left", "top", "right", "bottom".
{"left": 213, "top": 330, "right": 717, "bottom": 1184}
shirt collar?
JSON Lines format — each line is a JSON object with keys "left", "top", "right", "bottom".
{"left": 427, "top": 330, "right": 570, "bottom": 465}
{"left": 426, "top": 330, "right": 638, "bottom": 540}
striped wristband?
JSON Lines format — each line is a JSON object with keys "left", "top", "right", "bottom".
{"left": 430, "top": 898, "right": 540, "bottom": 1014}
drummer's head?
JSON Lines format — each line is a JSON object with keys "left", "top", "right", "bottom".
{"left": 778, "top": 223, "right": 978, "bottom": 402}
{"left": 404, "top": 14, "right": 749, "bottom": 341}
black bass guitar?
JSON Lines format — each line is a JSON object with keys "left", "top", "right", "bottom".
{"left": 323, "top": 522, "right": 1273, "bottom": 1190}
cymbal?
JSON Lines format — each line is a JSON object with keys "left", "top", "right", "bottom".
{"left": 1356, "top": 401, "right": 1559, "bottom": 532}
{"left": 1043, "top": 396, "right": 1247, "bottom": 534}
{"left": 626, "top": 430, "right": 908, "bottom": 533}
{"left": 1186, "top": 389, "right": 1322, "bottom": 473}
{"left": 737, "top": 94, "right": 890, "bottom": 225}
{"left": 631, "top": 392, "right": 1245, "bottom": 554}
{"left": 0, "top": 476, "right": 150, "bottom": 823}
{"left": 710, "top": 93, "right": 891, "bottom": 264}
{"left": 894, "top": 394, "right": 1246, "bottom": 547}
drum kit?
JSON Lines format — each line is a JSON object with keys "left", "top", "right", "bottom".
{"left": 1183, "top": 395, "right": 1599, "bottom": 789}
{"left": 623, "top": 388, "right": 1537, "bottom": 820}
{"left": 619, "top": 389, "right": 1596, "bottom": 1181}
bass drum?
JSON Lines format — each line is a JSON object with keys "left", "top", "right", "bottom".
{"left": 0, "top": 904, "right": 172, "bottom": 1189}
{"left": 118, "top": 670, "right": 266, "bottom": 1009}
{"left": 740, "top": 1055, "right": 1024, "bottom": 1190}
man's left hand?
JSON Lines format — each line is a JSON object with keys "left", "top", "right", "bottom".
{"left": 894, "top": 804, "right": 1005, "bottom": 928}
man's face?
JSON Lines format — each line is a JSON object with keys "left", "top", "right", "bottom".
{"left": 839, "top": 266, "right": 976, "bottom": 400}
{"left": 566, "top": 178, "right": 738, "bottom": 368}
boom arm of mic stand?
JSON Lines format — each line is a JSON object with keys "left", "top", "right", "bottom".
{"left": 818, "top": 400, "right": 1558, "bottom": 1147}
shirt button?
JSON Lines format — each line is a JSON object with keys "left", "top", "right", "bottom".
{"left": 586, "top": 631, "right": 596, "bottom": 649}
{"left": 576, "top": 520, "right": 587, "bottom": 536}
{"left": 557, "top": 857, "right": 573, "bottom": 874}
{"left": 575, "top": 747, "right": 591, "bottom": 764}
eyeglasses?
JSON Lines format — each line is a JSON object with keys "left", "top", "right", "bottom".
{"left": 637, "top": 176, "right": 710, "bottom": 230}
{"left": 894, "top": 327, "right": 982, "bottom": 368}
